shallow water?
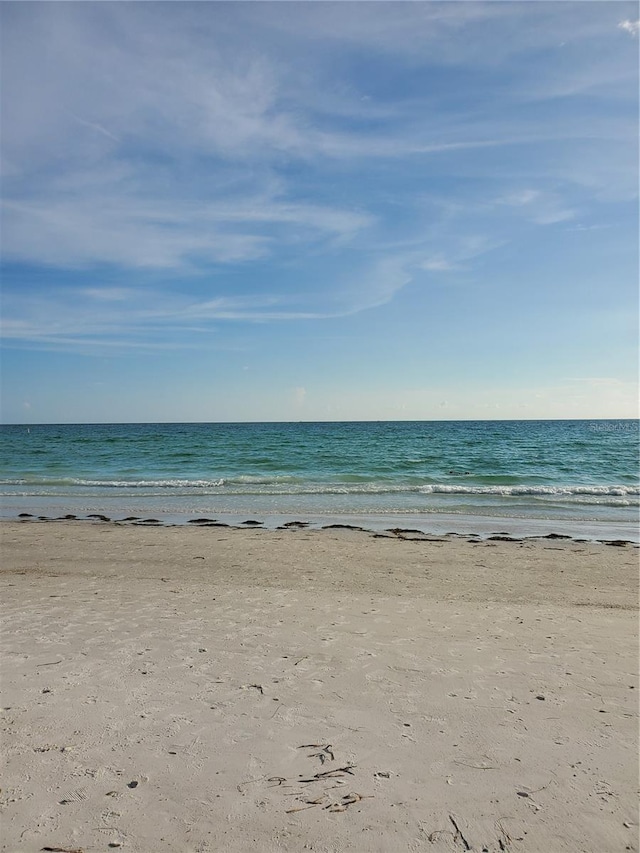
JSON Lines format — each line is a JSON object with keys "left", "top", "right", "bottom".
{"left": 1, "top": 419, "right": 638, "bottom": 537}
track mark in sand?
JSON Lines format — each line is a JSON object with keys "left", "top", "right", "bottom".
{"left": 34, "top": 744, "right": 73, "bottom": 754}
{"left": 426, "top": 815, "right": 522, "bottom": 851}
{"left": 453, "top": 754, "right": 500, "bottom": 771}
{"left": 59, "top": 787, "right": 88, "bottom": 805}
{"left": 286, "top": 791, "right": 372, "bottom": 814}
{"left": 449, "top": 814, "right": 472, "bottom": 850}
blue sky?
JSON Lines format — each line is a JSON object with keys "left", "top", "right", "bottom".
{"left": 1, "top": 1, "right": 638, "bottom": 423}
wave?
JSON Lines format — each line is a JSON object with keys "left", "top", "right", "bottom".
{"left": 0, "top": 477, "right": 227, "bottom": 488}
{"left": 416, "top": 484, "right": 640, "bottom": 497}
{"left": 1, "top": 477, "right": 638, "bottom": 500}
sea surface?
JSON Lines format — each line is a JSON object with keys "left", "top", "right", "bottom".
{"left": 1, "top": 420, "right": 638, "bottom": 539}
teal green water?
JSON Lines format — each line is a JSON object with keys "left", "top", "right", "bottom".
{"left": 1, "top": 420, "right": 638, "bottom": 535}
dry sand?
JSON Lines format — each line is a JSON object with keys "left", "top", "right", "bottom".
{"left": 1, "top": 521, "right": 638, "bottom": 853}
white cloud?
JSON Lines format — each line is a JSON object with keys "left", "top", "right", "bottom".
{"left": 1, "top": 195, "right": 373, "bottom": 270}
{"left": 566, "top": 223, "right": 611, "bottom": 232}
{"left": 0, "top": 1, "right": 520, "bottom": 187}
{"left": 530, "top": 208, "right": 576, "bottom": 226}
{"left": 421, "top": 257, "right": 456, "bottom": 272}
{"left": 495, "top": 189, "right": 576, "bottom": 226}
{"left": 618, "top": 20, "right": 640, "bottom": 37}
{"left": 498, "top": 190, "right": 541, "bottom": 207}
{"left": 563, "top": 377, "right": 625, "bottom": 386}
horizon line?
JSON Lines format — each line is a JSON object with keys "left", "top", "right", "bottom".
{"left": 2, "top": 416, "right": 638, "bottom": 428}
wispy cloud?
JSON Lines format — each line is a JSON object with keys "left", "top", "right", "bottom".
{"left": 421, "top": 257, "right": 457, "bottom": 273}
{"left": 2, "top": 194, "right": 373, "bottom": 269}
{"left": 0, "top": 251, "right": 417, "bottom": 351}
{"left": 494, "top": 189, "right": 576, "bottom": 226}
{"left": 66, "top": 111, "right": 120, "bottom": 143}
{"left": 81, "top": 287, "right": 134, "bottom": 302}
{"left": 0, "top": 0, "right": 637, "bottom": 358}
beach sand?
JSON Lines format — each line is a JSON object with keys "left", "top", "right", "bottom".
{"left": 1, "top": 521, "right": 638, "bottom": 853}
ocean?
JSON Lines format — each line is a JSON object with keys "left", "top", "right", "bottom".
{"left": 1, "top": 420, "right": 638, "bottom": 540}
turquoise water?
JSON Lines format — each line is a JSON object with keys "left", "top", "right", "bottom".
{"left": 1, "top": 420, "right": 638, "bottom": 537}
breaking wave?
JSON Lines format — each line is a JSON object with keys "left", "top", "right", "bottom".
{"left": 1, "top": 476, "right": 638, "bottom": 505}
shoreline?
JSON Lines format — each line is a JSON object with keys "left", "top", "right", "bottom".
{"left": 3, "top": 510, "right": 639, "bottom": 544}
{"left": 1, "top": 521, "right": 638, "bottom": 852}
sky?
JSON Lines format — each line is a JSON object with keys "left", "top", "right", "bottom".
{"left": 1, "top": 1, "right": 638, "bottom": 424}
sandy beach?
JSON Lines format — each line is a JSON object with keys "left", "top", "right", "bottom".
{"left": 1, "top": 520, "right": 638, "bottom": 853}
